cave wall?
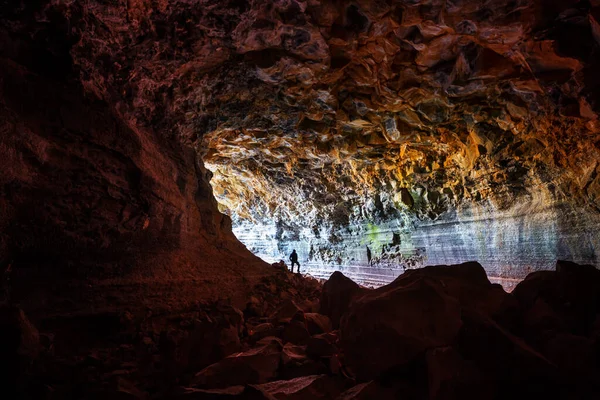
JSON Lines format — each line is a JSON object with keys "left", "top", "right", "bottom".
{"left": 0, "top": 2, "right": 269, "bottom": 315}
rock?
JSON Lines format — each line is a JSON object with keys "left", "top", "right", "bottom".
{"left": 340, "top": 277, "right": 462, "bottom": 380}
{"left": 542, "top": 333, "right": 595, "bottom": 374}
{"left": 303, "top": 314, "right": 332, "bottom": 335}
{"left": 271, "top": 300, "right": 304, "bottom": 324}
{"left": 192, "top": 339, "right": 282, "bottom": 389}
{"left": 255, "top": 375, "right": 350, "bottom": 400}
{"left": 319, "top": 272, "right": 365, "bottom": 329}
{"left": 426, "top": 347, "right": 492, "bottom": 400}
{"left": 306, "top": 332, "right": 338, "bottom": 359}
{"left": 282, "top": 320, "right": 310, "bottom": 345}
{"left": 395, "top": 262, "right": 519, "bottom": 330}
{"left": 514, "top": 261, "right": 600, "bottom": 337}
{"left": 280, "top": 343, "right": 327, "bottom": 379}
{"left": 0, "top": 305, "right": 40, "bottom": 396}
{"left": 166, "top": 385, "right": 277, "bottom": 399}
{"left": 86, "top": 377, "right": 148, "bottom": 400}
{"left": 249, "top": 323, "right": 279, "bottom": 342}
{"left": 335, "top": 381, "right": 398, "bottom": 400}
{"left": 457, "top": 311, "right": 559, "bottom": 397}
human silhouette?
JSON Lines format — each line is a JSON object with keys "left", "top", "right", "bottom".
{"left": 366, "top": 245, "right": 372, "bottom": 266}
{"left": 289, "top": 250, "right": 300, "bottom": 273}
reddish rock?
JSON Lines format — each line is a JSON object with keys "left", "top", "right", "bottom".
{"left": 255, "top": 375, "right": 350, "bottom": 400}
{"left": 282, "top": 321, "right": 310, "bottom": 345}
{"left": 249, "top": 323, "right": 279, "bottom": 343}
{"left": 166, "top": 385, "right": 277, "bottom": 399}
{"left": 335, "top": 381, "right": 397, "bottom": 400}
{"left": 426, "top": 347, "right": 492, "bottom": 400}
{"left": 319, "top": 272, "right": 365, "bottom": 329}
{"left": 340, "top": 277, "right": 462, "bottom": 380}
{"left": 192, "top": 339, "right": 282, "bottom": 389}
{"left": 306, "top": 332, "right": 338, "bottom": 359}
{"left": 303, "top": 314, "right": 332, "bottom": 336}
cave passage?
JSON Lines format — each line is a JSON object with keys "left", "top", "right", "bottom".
{"left": 2, "top": 0, "right": 600, "bottom": 398}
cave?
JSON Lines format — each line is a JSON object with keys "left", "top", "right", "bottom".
{"left": 1, "top": 0, "right": 600, "bottom": 399}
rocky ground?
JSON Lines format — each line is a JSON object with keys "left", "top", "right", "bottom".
{"left": 3, "top": 260, "right": 600, "bottom": 399}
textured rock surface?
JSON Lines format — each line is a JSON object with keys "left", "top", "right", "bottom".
{"left": 195, "top": 0, "right": 600, "bottom": 283}
{"left": 0, "top": 1, "right": 271, "bottom": 314}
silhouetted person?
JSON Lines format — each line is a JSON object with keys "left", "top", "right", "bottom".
{"left": 366, "top": 246, "right": 372, "bottom": 266}
{"left": 289, "top": 250, "right": 300, "bottom": 273}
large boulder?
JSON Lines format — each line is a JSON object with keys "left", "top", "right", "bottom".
{"left": 457, "top": 311, "right": 559, "bottom": 397}
{"left": 340, "top": 277, "right": 463, "bottom": 380}
{"left": 395, "top": 262, "right": 519, "bottom": 329}
{"left": 514, "top": 260, "right": 600, "bottom": 337}
{"left": 319, "top": 272, "right": 365, "bottom": 329}
{"left": 192, "top": 339, "right": 282, "bottom": 389}
{"left": 426, "top": 346, "right": 492, "bottom": 400}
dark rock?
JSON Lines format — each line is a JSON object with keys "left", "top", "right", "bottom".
{"left": 303, "top": 314, "right": 332, "bottom": 335}
{"left": 271, "top": 300, "right": 304, "bottom": 324}
{"left": 0, "top": 305, "right": 40, "bottom": 396}
{"left": 458, "top": 311, "right": 559, "bottom": 397}
{"left": 255, "top": 374, "right": 350, "bottom": 400}
{"left": 306, "top": 332, "right": 338, "bottom": 359}
{"left": 426, "top": 346, "right": 492, "bottom": 400}
{"left": 319, "top": 272, "right": 365, "bottom": 329}
{"left": 514, "top": 260, "right": 600, "bottom": 337}
{"left": 340, "top": 277, "right": 462, "bottom": 380}
{"left": 335, "top": 381, "right": 402, "bottom": 400}
{"left": 166, "top": 385, "right": 277, "bottom": 399}
{"left": 282, "top": 321, "right": 310, "bottom": 345}
{"left": 192, "top": 339, "right": 282, "bottom": 389}
{"left": 249, "top": 323, "right": 279, "bottom": 342}
{"left": 280, "top": 343, "right": 328, "bottom": 379}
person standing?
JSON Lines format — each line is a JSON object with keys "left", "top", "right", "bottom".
{"left": 289, "top": 250, "right": 300, "bottom": 274}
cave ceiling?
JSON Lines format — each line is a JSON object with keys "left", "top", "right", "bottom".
{"left": 6, "top": 0, "right": 600, "bottom": 236}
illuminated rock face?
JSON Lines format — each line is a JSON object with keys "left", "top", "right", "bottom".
{"left": 196, "top": 0, "right": 600, "bottom": 283}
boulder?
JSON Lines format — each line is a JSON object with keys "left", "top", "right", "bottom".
{"left": 280, "top": 343, "right": 327, "bottom": 379}
{"left": 271, "top": 300, "right": 304, "bottom": 324}
{"left": 166, "top": 385, "right": 277, "bottom": 399}
{"left": 192, "top": 339, "right": 282, "bottom": 389}
{"left": 513, "top": 260, "right": 600, "bottom": 337}
{"left": 319, "top": 272, "right": 365, "bottom": 329}
{"left": 303, "top": 314, "right": 332, "bottom": 335}
{"left": 395, "top": 262, "right": 519, "bottom": 329}
{"left": 282, "top": 321, "right": 310, "bottom": 345}
{"left": 426, "top": 346, "right": 492, "bottom": 400}
{"left": 457, "top": 311, "right": 559, "bottom": 397}
{"left": 306, "top": 332, "right": 338, "bottom": 359}
{"left": 255, "top": 374, "right": 349, "bottom": 400}
{"left": 340, "top": 277, "right": 462, "bottom": 380}
{"left": 249, "top": 323, "right": 279, "bottom": 343}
